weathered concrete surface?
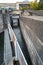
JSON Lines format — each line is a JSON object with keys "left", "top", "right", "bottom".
{"left": 3, "top": 14, "right": 8, "bottom": 29}
{"left": 4, "top": 29, "right": 12, "bottom": 65}
{"left": 19, "top": 16, "right": 43, "bottom": 65}
{"left": 20, "top": 16, "right": 43, "bottom": 42}
{"left": 0, "top": 14, "right": 3, "bottom": 33}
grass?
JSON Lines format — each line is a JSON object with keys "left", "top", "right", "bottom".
{"left": 39, "top": 10, "right": 43, "bottom": 12}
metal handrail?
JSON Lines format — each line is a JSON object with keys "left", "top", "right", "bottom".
{"left": 8, "top": 23, "right": 28, "bottom": 65}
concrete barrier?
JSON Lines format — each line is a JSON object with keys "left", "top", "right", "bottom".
{"left": 19, "top": 17, "right": 43, "bottom": 65}
{"left": 4, "top": 29, "right": 12, "bottom": 65}
{"left": 28, "top": 10, "right": 43, "bottom": 16}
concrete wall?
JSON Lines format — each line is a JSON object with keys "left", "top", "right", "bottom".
{"left": 20, "top": 16, "right": 43, "bottom": 42}
{"left": 19, "top": 16, "right": 43, "bottom": 65}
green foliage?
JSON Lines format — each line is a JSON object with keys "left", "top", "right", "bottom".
{"left": 30, "top": 1, "right": 38, "bottom": 10}
{"left": 20, "top": 7, "right": 29, "bottom": 11}
{"left": 38, "top": 0, "right": 43, "bottom": 10}
{"left": 20, "top": 0, "right": 43, "bottom": 10}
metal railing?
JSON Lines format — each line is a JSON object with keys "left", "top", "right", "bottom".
{"left": 8, "top": 23, "right": 28, "bottom": 65}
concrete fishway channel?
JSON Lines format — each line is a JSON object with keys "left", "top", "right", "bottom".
{"left": 10, "top": 14, "right": 32, "bottom": 65}
{"left": 1, "top": 11, "right": 43, "bottom": 65}
{"left": 0, "top": 12, "right": 32, "bottom": 65}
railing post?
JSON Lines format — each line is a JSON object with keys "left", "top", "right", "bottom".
{"left": 15, "top": 41, "right": 18, "bottom": 60}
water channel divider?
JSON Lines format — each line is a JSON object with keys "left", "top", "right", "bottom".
{"left": 8, "top": 22, "right": 28, "bottom": 65}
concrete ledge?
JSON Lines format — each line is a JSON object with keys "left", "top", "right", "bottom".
{"left": 28, "top": 10, "right": 43, "bottom": 16}
{"left": 20, "top": 16, "right": 43, "bottom": 22}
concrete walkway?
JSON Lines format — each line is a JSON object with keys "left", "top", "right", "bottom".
{"left": 21, "top": 16, "right": 43, "bottom": 21}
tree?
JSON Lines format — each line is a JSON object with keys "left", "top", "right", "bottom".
{"left": 39, "top": 0, "right": 43, "bottom": 9}
{"left": 20, "top": 7, "right": 29, "bottom": 11}
{"left": 30, "top": 1, "right": 38, "bottom": 10}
